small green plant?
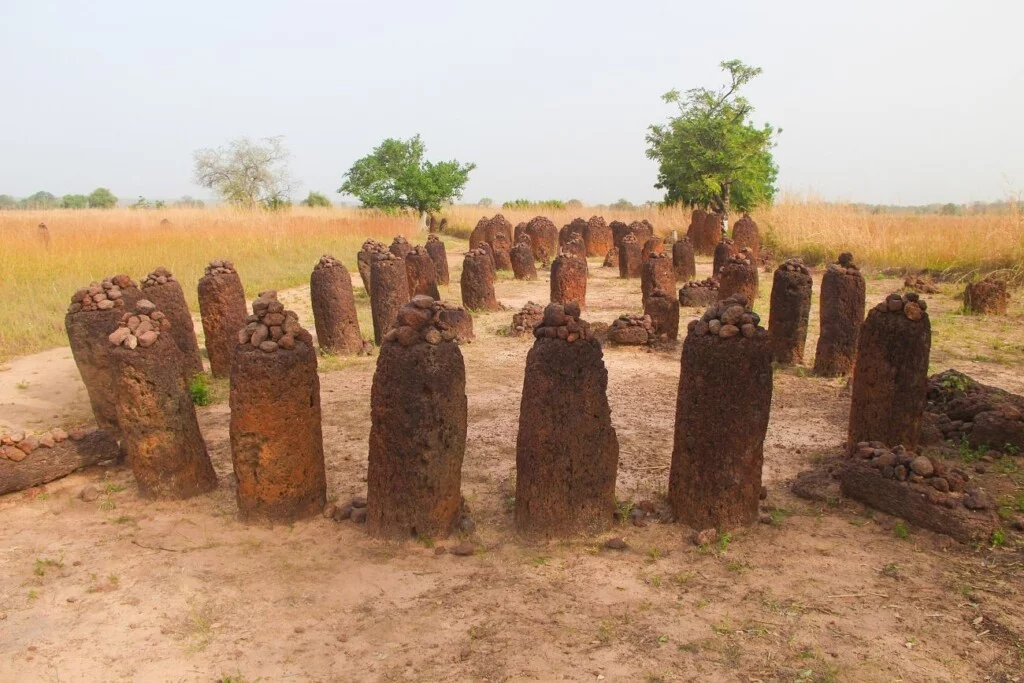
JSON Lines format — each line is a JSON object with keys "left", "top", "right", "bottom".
{"left": 940, "top": 373, "right": 969, "bottom": 392}
{"left": 104, "top": 482, "right": 125, "bottom": 494}
{"left": 28, "top": 589, "right": 38, "bottom": 601}
{"left": 894, "top": 521, "right": 910, "bottom": 539}
{"left": 615, "top": 498, "right": 634, "bottom": 524}
{"left": 717, "top": 532, "right": 733, "bottom": 553}
{"left": 990, "top": 529, "right": 1006, "bottom": 548}
{"left": 957, "top": 438, "right": 989, "bottom": 463}
{"left": 646, "top": 547, "right": 664, "bottom": 563}
{"left": 417, "top": 534, "right": 434, "bottom": 548}
{"left": 531, "top": 556, "right": 548, "bottom": 566}
{"left": 769, "top": 507, "right": 789, "bottom": 526}
{"left": 189, "top": 374, "right": 212, "bottom": 406}
{"left": 726, "top": 560, "right": 752, "bottom": 574}
{"left": 34, "top": 557, "right": 64, "bottom": 576}
{"left": 15, "top": 380, "right": 29, "bottom": 390}
{"left": 880, "top": 562, "right": 902, "bottom": 580}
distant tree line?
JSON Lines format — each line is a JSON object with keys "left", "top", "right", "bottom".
{"left": 0, "top": 190, "right": 206, "bottom": 210}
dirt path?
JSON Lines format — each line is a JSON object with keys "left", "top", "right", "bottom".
{"left": 1, "top": 253, "right": 1022, "bottom": 681}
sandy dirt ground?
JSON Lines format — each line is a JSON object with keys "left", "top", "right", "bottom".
{"left": 1, "top": 249, "right": 1023, "bottom": 682}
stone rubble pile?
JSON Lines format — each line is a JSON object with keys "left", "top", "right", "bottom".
{"left": 67, "top": 275, "right": 136, "bottom": 313}
{"left": 237, "top": 291, "right": 313, "bottom": 352}
{"left": 382, "top": 295, "right": 467, "bottom": 346}
{"left": 205, "top": 260, "right": 236, "bottom": 276}
{"left": 877, "top": 291, "right": 929, "bottom": 322}
{"left": 510, "top": 302, "right": 545, "bottom": 336}
{"left": 0, "top": 427, "right": 73, "bottom": 462}
{"left": 141, "top": 267, "right": 176, "bottom": 288}
{"left": 687, "top": 294, "right": 762, "bottom": 339}
{"left": 849, "top": 442, "right": 991, "bottom": 509}
{"left": 532, "top": 302, "right": 594, "bottom": 343}
{"left": 108, "top": 300, "right": 170, "bottom": 349}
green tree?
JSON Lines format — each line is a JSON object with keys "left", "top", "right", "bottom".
{"left": 20, "top": 191, "right": 60, "bottom": 209}
{"left": 478, "top": 197, "right": 493, "bottom": 207}
{"left": 87, "top": 187, "right": 118, "bottom": 209}
{"left": 173, "top": 195, "right": 205, "bottom": 208}
{"left": 0, "top": 195, "right": 16, "bottom": 209}
{"left": 193, "top": 136, "right": 293, "bottom": 207}
{"left": 338, "top": 135, "right": 475, "bottom": 219}
{"left": 646, "top": 60, "right": 780, "bottom": 218}
{"left": 609, "top": 198, "right": 635, "bottom": 210}
{"left": 62, "top": 194, "right": 89, "bottom": 209}
{"left": 300, "top": 191, "right": 332, "bottom": 207}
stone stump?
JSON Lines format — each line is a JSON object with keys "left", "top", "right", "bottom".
{"left": 584, "top": 216, "right": 612, "bottom": 257}
{"left": 717, "top": 248, "right": 759, "bottom": 302}
{"left": 608, "top": 314, "right": 653, "bottom": 345}
{"left": 478, "top": 242, "right": 496, "bottom": 270}
{"left": 618, "top": 234, "right": 643, "bottom": 279}
{"left": 310, "top": 255, "right": 363, "bottom": 355}
{"left": 510, "top": 236, "right": 538, "bottom": 280}
{"left": 522, "top": 216, "right": 558, "bottom": 261}
{"left": 679, "top": 278, "right": 720, "bottom": 307}
{"left": 669, "top": 295, "right": 773, "bottom": 529}
{"left": 687, "top": 209, "right": 720, "bottom": 255}
{"left": 963, "top": 278, "right": 1009, "bottom": 315}
{"left": 731, "top": 214, "right": 759, "bottom": 260}
{"left": 491, "top": 233, "right": 513, "bottom": 271}
{"left": 110, "top": 303, "right": 217, "bottom": 499}
{"left": 510, "top": 301, "right": 545, "bottom": 336}
{"left": 389, "top": 235, "right": 412, "bottom": 260}
{"left": 848, "top": 293, "right": 932, "bottom": 452}
{"left": 559, "top": 218, "right": 587, "bottom": 247}
{"left": 629, "top": 220, "right": 654, "bottom": 245}
{"left": 471, "top": 214, "right": 513, "bottom": 250}
{"left": 644, "top": 289, "right": 680, "bottom": 341}
{"left": 370, "top": 252, "right": 410, "bottom": 345}
{"left": 405, "top": 246, "right": 441, "bottom": 299}
{"left": 141, "top": 268, "right": 204, "bottom": 378}
{"left": 198, "top": 260, "right": 247, "bottom": 378}
{"left": 436, "top": 303, "right": 475, "bottom": 341}
{"left": 425, "top": 234, "right": 450, "bottom": 286}
{"left": 610, "top": 220, "right": 631, "bottom": 249}
{"left": 641, "top": 253, "right": 675, "bottom": 308}
{"left": 469, "top": 216, "right": 492, "bottom": 249}
{"left": 550, "top": 254, "right": 588, "bottom": 308}
{"left": 641, "top": 237, "right": 663, "bottom": 261}
{"left": 603, "top": 247, "right": 619, "bottom": 269}
{"left": 672, "top": 238, "right": 696, "bottom": 282}
{"left": 367, "top": 296, "right": 468, "bottom": 538}
{"left": 515, "top": 303, "right": 618, "bottom": 536}
{"left": 460, "top": 248, "right": 500, "bottom": 311}
{"left": 813, "top": 252, "right": 866, "bottom": 377}
{"left": 65, "top": 275, "right": 140, "bottom": 435}
{"left": 713, "top": 238, "right": 738, "bottom": 277}
{"left": 230, "top": 292, "right": 326, "bottom": 522}
{"left": 768, "top": 259, "right": 813, "bottom": 365}
{"left": 357, "top": 239, "right": 388, "bottom": 295}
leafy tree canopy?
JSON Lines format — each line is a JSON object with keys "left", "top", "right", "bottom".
{"left": 62, "top": 194, "right": 89, "bottom": 209}
{"left": 193, "top": 136, "right": 293, "bottom": 208}
{"left": 646, "top": 59, "right": 780, "bottom": 216}
{"left": 300, "top": 191, "right": 332, "bottom": 208}
{"left": 87, "top": 187, "right": 118, "bottom": 209}
{"left": 21, "top": 191, "right": 60, "bottom": 209}
{"left": 338, "top": 135, "right": 475, "bottom": 216}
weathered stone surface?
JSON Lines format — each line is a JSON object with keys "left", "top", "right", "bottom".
{"left": 370, "top": 253, "right": 410, "bottom": 345}
{"left": 559, "top": 218, "right": 587, "bottom": 248}
{"left": 618, "top": 234, "right": 643, "bottom": 279}
{"left": 389, "top": 235, "right": 412, "bottom": 260}
{"left": 0, "top": 429, "right": 119, "bottom": 496}
{"left": 510, "top": 301, "right": 545, "bottom": 336}
{"left": 66, "top": 306, "right": 127, "bottom": 436}
{"left": 310, "top": 255, "right": 363, "bottom": 355}
{"left": 550, "top": 254, "right": 588, "bottom": 309}
{"left": 405, "top": 246, "right": 442, "bottom": 299}
{"left": 731, "top": 214, "right": 759, "bottom": 260}
{"left": 640, "top": 237, "right": 663, "bottom": 261}
{"left": 470, "top": 214, "right": 514, "bottom": 251}
{"left": 460, "top": 248, "right": 500, "bottom": 311}
{"left": 712, "top": 238, "right": 737, "bottom": 277}
{"left": 963, "top": 278, "right": 1009, "bottom": 315}
{"left": 687, "top": 209, "right": 720, "bottom": 255}
{"left": 641, "top": 253, "right": 674, "bottom": 308}
{"left": 644, "top": 289, "right": 680, "bottom": 341}
{"left": 926, "top": 369, "right": 1024, "bottom": 451}
{"left": 490, "top": 233, "right": 513, "bottom": 272}
{"left": 603, "top": 247, "right": 618, "bottom": 269}
{"left": 813, "top": 253, "right": 866, "bottom": 377}
{"left": 141, "top": 268, "right": 204, "bottom": 378}
{"left": 608, "top": 317, "right": 651, "bottom": 345}
{"left": 510, "top": 236, "right": 538, "bottom": 280}
{"left": 672, "top": 238, "right": 696, "bottom": 282}
{"left": 520, "top": 216, "right": 558, "bottom": 262}
{"left": 198, "top": 263, "right": 247, "bottom": 378}
{"left": 610, "top": 220, "right": 632, "bottom": 249}
{"left": 583, "top": 216, "right": 612, "bottom": 257}
{"left": 678, "top": 278, "right": 720, "bottom": 307}
{"left": 425, "top": 234, "right": 450, "bottom": 286}
{"left": 768, "top": 259, "right": 813, "bottom": 365}
{"left": 717, "top": 248, "right": 759, "bottom": 302}
{"left": 357, "top": 240, "right": 388, "bottom": 295}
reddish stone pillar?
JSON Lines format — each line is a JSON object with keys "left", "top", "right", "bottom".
{"left": 370, "top": 252, "right": 410, "bottom": 345}
{"left": 618, "top": 234, "right": 643, "bottom": 279}
{"left": 310, "top": 255, "right": 363, "bottom": 355}
{"left": 644, "top": 289, "right": 680, "bottom": 341}
{"left": 559, "top": 218, "right": 587, "bottom": 247}
{"left": 813, "top": 252, "right": 866, "bottom": 377}
{"left": 197, "top": 260, "right": 247, "bottom": 378}
{"left": 522, "top": 216, "right": 558, "bottom": 262}
{"left": 405, "top": 246, "right": 441, "bottom": 299}
{"left": 460, "top": 248, "right": 500, "bottom": 311}
{"left": 610, "top": 220, "right": 631, "bottom": 249}
{"left": 718, "top": 248, "right": 759, "bottom": 302}
{"left": 584, "top": 216, "right": 612, "bottom": 257}
{"left": 713, "top": 238, "right": 738, "bottom": 277}
{"left": 562, "top": 235, "right": 587, "bottom": 260}
{"left": 389, "top": 235, "right": 412, "bottom": 260}
{"left": 491, "top": 233, "right": 513, "bottom": 271}
{"left": 768, "top": 259, "right": 813, "bottom": 365}
{"left": 425, "top": 234, "right": 450, "bottom": 286}
{"left": 641, "top": 253, "right": 674, "bottom": 308}
{"left": 641, "top": 237, "right": 663, "bottom": 261}
{"left": 687, "top": 209, "right": 719, "bottom": 255}
{"left": 357, "top": 239, "right": 388, "bottom": 295}
{"left": 678, "top": 278, "right": 720, "bottom": 307}
{"left": 672, "top": 238, "right": 696, "bottom": 282}
{"left": 510, "top": 236, "right": 538, "bottom": 280}
{"left": 141, "top": 268, "right": 204, "bottom": 378}
{"left": 963, "top": 278, "right": 1009, "bottom": 314}
{"left": 603, "top": 247, "right": 619, "bottom": 269}
{"left": 731, "top": 214, "right": 759, "bottom": 260}
{"left": 550, "top": 253, "right": 588, "bottom": 308}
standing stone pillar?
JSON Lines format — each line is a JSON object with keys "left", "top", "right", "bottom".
{"left": 813, "top": 252, "right": 866, "bottom": 377}
{"left": 357, "top": 239, "right": 388, "bottom": 295}
{"left": 963, "top": 278, "right": 1009, "bottom": 315}
{"left": 515, "top": 303, "right": 618, "bottom": 536}
{"left": 717, "top": 249, "right": 759, "bottom": 302}
{"left": 522, "top": 216, "right": 558, "bottom": 262}
{"left": 510, "top": 235, "right": 538, "bottom": 280}
{"left": 641, "top": 237, "right": 663, "bottom": 261}
{"left": 550, "top": 253, "right": 588, "bottom": 308}
{"left": 198, "top": 260, "right": 247, "bottom": 378}
{"left": 389, "top": 235, "right": 412, "bottom": 260}
{"left": 618, "top": 233, "right": 643, "bottom": 279}
{"left": 672, "top": 238, "right": 696, "bottom": 282}
{"left": 584, "top": 216, "right": 612, "bottom": 257}
{"left": 768, "top": 259, "right": 813, "bottom": 365}
{"left": 610, "top": 220, "right": 631, "bottom": 248}
{"left": 65, "top": 275, "right": 140, "bottom": 435}
{"left": 559, "top": 218, "right": 587, "bottom": 248}
{"left": 848, "top": 293, "right": 931, "bottom": 452}
{"left": 141, "top": 268, "right": 203, "bottom": 378}
{"left": 491, "top": 233, "right": 513, "bottom": 271}
{"left": 310, "top": 255, "right": 363, "bottom": 355}
{"left": 669, "top": 295, "right": 773, "bottom": 529}
{"left": 687, "top": 209, "right": 719, "bottom": 255}
{"left": 367, "top": 296, "right": 468, "bottom": 538}
{"left": 562, "top": 235, "right": 587, "bottom": 260}
{"left": 713, "top": 238, "right": 738, "bottom": 277}
{"left": 110, "top": 301, "right": 217, "bottom": 499}
{"left": 731, "top": 214, "right": 760, "bottom": 260}
{"left": 230, "top": 292, "right": 326, "bottom": 522}
{"left": 370, "top": 252, "right": 410, "bottom": 345}
{"left": 460, "top": 248, "right": 500, "bottom": 311}
{"left": 644, "top": 289, "right": 680, "bottom": 341}
{"left": 425, "top": 234, "right": 450, "bottom": 286}
{"left": 641, "top": 253, "right": 675, "bottom": 308}
{"left": 405, "top": 246, "right": 441, "bottom": 299}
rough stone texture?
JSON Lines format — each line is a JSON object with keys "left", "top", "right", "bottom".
{"left": 559, "top": 218, "right": 587, "bottom": 247}
{"left": 460, "top": 248, "right": 500, "bottom": 311}
{"left": 112, "top": 315, "right": 217, "bottom": 500}
{"left": 629, "top": 220, "right": 655, "bottom": 245}
{"left": 641, "top": 253, "right": 675, "bottom": 308}
{"left": 618, "top": 234, "right": 643, "bottom": 279}
{"left": 584, "top": 216, "right": 612, "bottom": 257}
{"left": 669, "top": 296, "right": 773, "bottom": 529}
{"left": 768, "top": 259, "right": 813, "bottom": 365}
{"left": 712, "top": 239, "right": 738, "bottom": 277}
{"left": 687, "top": 209, "right": 721, "bottom": 255}
{"left": 436, "top": 304, "right": 475, "bottom": 341}
{"left": 672, "top": 238, "right": 696, "bottom": 282}
{"left": 470, "top": 214, "right": 514, "bottom": 250}
{"left": 608, "top": 314, "right": 652, "bottom": 345}
{"left": 198, "top": 262, "right": 248, "bottom": 378}
{"left": 405, "top": 246, "right": 442, "bottom": 299}
{"left": 491, "top": 233, "right": 513, "bottom": 271}
{"left": 603, "top": 247, "right": 619, "bottom": 269}
{"left": 678, "top": 278, "right": 720, "bottom": 307}
{"left": 562, "top": 235, "right": 587, "bottom": 260}
{"left": 550, "top": 254, "right": 588, "bottom": 308}
{"left": 468, "top": 216, "right": 491, "bottom": 249}
{"left": 389, "top": 235, "right": 412, "bottom": 260}
{"left": 370, "top": 253, "right": 411, "bottom": 345}
{"left": 610, "top": 220, "right": 632, "bottom": 249}
{"left": 813, "top": 253, "right": 867, "bottom": 377}
{"left": 644, "top": 289, "right": 680, "bottom": 341}
{"left": 367, "top": 297, "right": 468, "bottom": 538}
{"left": 510, "top": 237, "right": 538, "bottom": 280}
{"left": 357, "top": 240, "right": 388, "bottom": 295}
{"left": 717, "top": 248, "right": 759, "bottom": 302}
{"left": 66, "top": 308, "right": 127, "bottom": 436}
{"left": 731, "top": 214, "right": 759, "bottom": 260}
{"left": 925, "top": 369, "right": 1024, "bottom": 451}
{"left": 0, "top": 428, "right": 119, "bottom": 496}
{"left": 425, "top": 234, "right": 450, "bottom": 286}
{"left": 510, "top": 301, "right": 545, "bottom": 336}
{"left": 141, "top": 268, "right": 204, "bottom": 378}
{"left": 963, "top": 278, "right": 1009, "bottom": 315}
{"left": 903, "top": 275, "right": 939, "bottom": 294}
{"left": 521, "top": 216, "right": 558, "bottom": 262}
{"left": 848, "top": 293, "right": 932, "bottom": 453}
{"left": 515, "top": 304, "right": 618, "bottom": 536}
{"left": 310, "top": 255, "right": 363, "bottom": 355}
{"left": 640, "top": 237, "right": 663, "bottom": 261}
{"left": 230, "top": 298, "right": 326, "bottom": 523}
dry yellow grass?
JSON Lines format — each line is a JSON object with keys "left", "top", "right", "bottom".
{"left": 1, "top": 200, "right": 1021, "bottom": 361}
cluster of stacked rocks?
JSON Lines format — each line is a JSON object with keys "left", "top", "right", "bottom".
{"left": 382, "top": 295, "right": 470, "bottom": 346}
{"left": 718, "top": 247, "right": 759, "bottom": 302}
{"left": 357, "top": 239, "right": 389, "bottom": 293}
{"left": 878, "top": 292, "right": 928, "bottom": 320}
{"left": 688, "top": 294, "right": 761, "bottom": 339}
{"left": 389, "top": 235, "right": 412, "bottom": 259}
{"left": 108, "top": 300, "right": 169, "bottom": 349}
{"left": 678, "top": 278, "right": 720, "bottom": 307}
{"left": 608, "top": 314, "right": 655, "bottom": 345}
{"left": 141, "top": 267, "right": 175, "bottom": 288}
{"left": 67, "top": 275, "right": 136, "bottom": 313}
{"left": 963, "top": 278, "right": 1009, "bottom": 315}
{"left": 903, "top": 275, "right": 939, "bottom": 294}
{"left": 532, "top": 302, "right": 594, "bottom": 342}
{"left": 205, "top": 260, "right": 235, "bottom": 277}
{"left": 924, "top": 369, "right": 1024, "bottom": 451}
{"left": 237, "top": 292, "right": 312, "bottom": 352}
{"left": 510, "top": 302, "right": 545, "bottom": 336}
{"left": 849, "top": 443, "right": 980, "bottom": 507}
{"left": 425, "top": 234, "right": 450, "bottom": 286}
{"left": 509, "top": 235, "right": 537, "bottom": 280}
{"left": 0, "top": 428, "right": 71, "bottom": 462}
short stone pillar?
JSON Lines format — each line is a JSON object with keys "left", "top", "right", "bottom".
{"left": 584, "top": 216, "right": 612, "bottom": 257}
{"left": 713, "top": 238, "right": 737, "bottom": 277}
{"left": 630, "top": 220, "right": 655, "bottom": 245}
{"left": 510, "top": 236, "right": 538, "bottom": 280}
{"left": 198, "top": 260, "right": 247, "bottom": 378}
{"left": 603, "top": 247, "right": 619, "bottom": 269}
{"left": 460, "top": 248, "right": 500, "bottom": 311}
{"left": 550, "top": 253, "right": 588, "bottom": 308}
{"left": 669, "top": 294, "right": 773, "bottom": 529}
{"left": 425, "top": 234, "right": 450, "bottom": 286}
{"left": 370, "top": 252, "right": 410, "bottom": 345}
{"left": 436, "top": 303, "right": 475, "bottom": 341}
{"left": 357, "top": 239, "right": 388, "bottom": 295}
{"left": 405, "top": 246, "right": 441, "bottom": 299}
{"left": 470, "top": 214, "right": 513, "bottom": 250}
{"left": 510, "top": 301, "right": 545, "bottom": 336}
{"left": 491, "top": 233, "right": 513, "bottom": 271}
{"left": 559, "top": 218, "right": 587, "bottom": 247}
{"left": 367, "top": 296, "right": 468, "bottom": 538}
{"left": 644, "top": 289, "right": 680, "bottom": 341}
{"left": 610, "top": 220, "right": 631, "bottom": 249}
{"left": 717, "top": 249, "right": 759, "bottom": 302}
{"left": 389, "top": 235, "right": 412, "bottom": 260}
{"left": 618, "top": 234, "right": 643, "bottom": 279}
{"left": 110, "top": 301, "right": 217, "bottom": 499}
{"left": 515, "top": 303, "right": 618, "bottom": 536}
{"left": 672, "top": 238, "right": 696, "bottom": 282}
{"left": 963, "top": 278, "right": 1009, "bottom": 315}
{"left": 768, "top": 259, "right": 813, "bottom": 365}
{"left": 641, "top": 237, "right": 663, "bottom": 261}
{"left": 848, "top": 293, "right": 932, "bottom": 453}
{"left": 813, "top": 252, "right": 866, "bottom": 377}
{"left": 65, "top": 275, "right": 141, "bottom": 435}
{"left": 141, "top": 268, "right": 204, "bottom": 378}
{"left": 641, "top": 253, "right": 674, "bottom": 307}
{"left": 230, "top": 292, "right": 326, "bottom": 522}
{"left": 310, "top": 254, "right": 363, "bottom": 355}
{"left": 521, "top": 216, "right": 558, "bottom": 262}
{"left": 562, "top": 235, "right": 586, "bottom": 260}
{"left": 687, "top": 209, "right": 720, "bottom": 255}
{"left": 679, "top": 278, "right": 720, "bottom": 307}
{"left": 731, "top": 214, "right": 759, "bottom": 260}
{"left": 608, "top": 314, "right": 653, "bottom": 345}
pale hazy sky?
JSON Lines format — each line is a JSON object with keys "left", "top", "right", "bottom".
{"left": 2, "top": 0, "right": 1022, "bottom": 205}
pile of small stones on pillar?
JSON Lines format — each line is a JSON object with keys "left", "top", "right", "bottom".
{"left": 509, "top": 234, "right": 538, "bottom": 280}
{"left": 197, "top": 260, "right": 248, "bottom": 378}
{"left": 731, "top": 213, "right": 759, "bottom": 260}
{"left": 405, "top": 245, "right": 442, "bottom": 299}
{"left": 310, "top": 254, "right": 364, "bottom": 355}
{"left": 618, "top": 233, "right": 643, "bottom": 279}
{"left": 813, "top": 252, "right": 866, "bottom": 377}
{"left": 584, "top": 215, "right": 612, "bottom": 257}
{"left": 67, "top": 274, "right": 139, "bottom": 313}
{"left": 608, "top": 313, "right": 656, "bottom": 345}
{"left": 717, "top": 248, "right": 759, "bottom": 302}
{"left": 689, "top": 293, "right": 762, "bottom": 339}
{"left": 141, "top": 267, "right": 204, "bottom": 377}
{"left": 848, "top": 292, "right": 932, "bottom": 453}
{"left": 678, "top": 278, "right": 720, "bottom": 307}
{"left": 641, "top": 252, "right": 675, "bottom": 308}
{"left": 425, "top": 234, "right": 450, "bottom": 285}
{"left": 713, "top": 238, "right": 738, "bottom": 277}
{"left": 672, "top": 237, "right": 696, "bottom": 282}
{"left": 963, "top": 277, "right": 1009, "bottom": 315}
{"left": 370, "top": 251, "right": 411, "bottom": 344}
{"left": 644, "top": 288, "right": 680, "bottom": 341}
{"left": 389, "top": 235, "right": 412, "bottom": 259}
{"left": 460, "top": 248, "right": 501, "bottom": 311}
{"left": 357, "top": 239, "right": 389, "bottom": 294}
{"left": 367, "top": 295, "right": 469, "bottom": 538}
{"left": 510, "top": 301, "right": 545, "bottom": 337}
{"left": 108, "top": 298, "right": 169, "bottom": 349}
{"left": 0, "top": 427, "right": 71, "bottom": 462}
{"left": 230, "top": 291, "right": 325, "bottom": 522}
{"left": 768, "top": 258, "right": 813, "bottom": 366}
